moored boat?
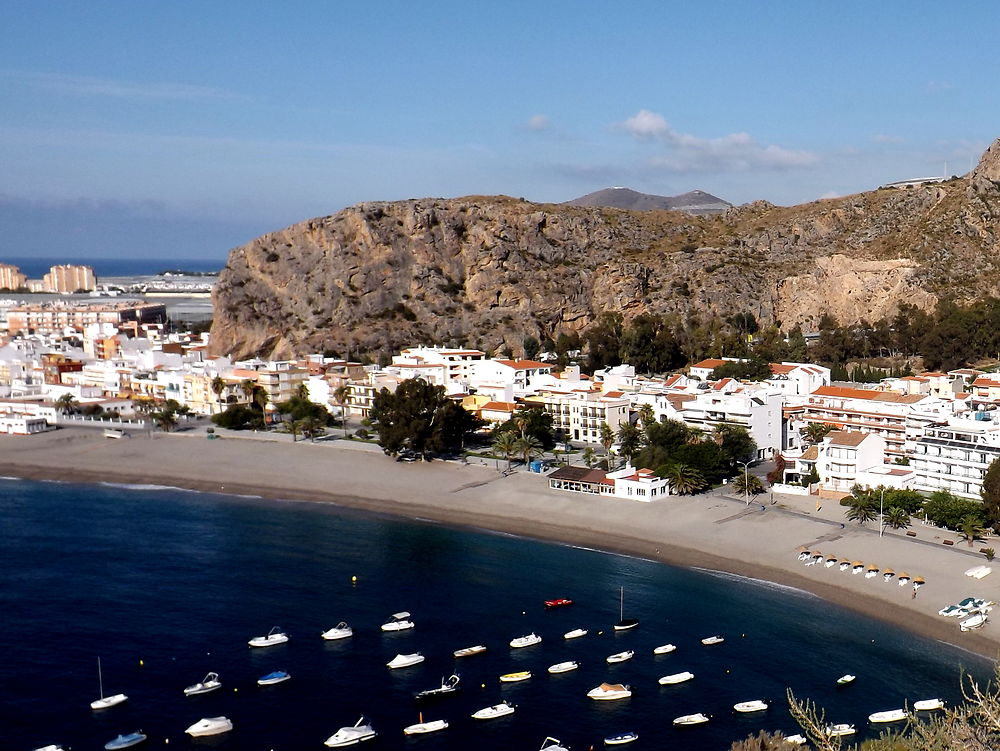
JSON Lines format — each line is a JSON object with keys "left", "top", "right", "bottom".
{"left": 539, "top": 737, "right": 570, "bottom": 751}
{"left": 183, "top": 672, "right": 222, "bottom": 696}
{"left": 869, "top": 708, "right": 908, "bottom": 723}
{"left": 914, "top": 698, "right": 945, "bottom": 711}
{"left": 734, "top": 700, "right": 768, "bottom": 713}
{"left": 548, "top": 660, "right": 580, "bottom": 674}
{"left": 587, "top": 682, "right": 632, "bottom": 700}
{"left": 653, "top": 643, "right": 676, "bottom": 654}
{"left": 604, "top": 731, "right": 638, "bottom": 745}
{"left": 701, "top": 635, "right": 724, "bottom": 645}
{"left": 321, "top": 622, "right": 353, "bottom": 640}
{"left": 510, "top": 632, "right": 542, "bottom": 648}
{"left": 104, "top": 732, "right": 147, "bottom": 750}
{"left": 826, "top": 723, "right": 855, "bottom": 737}
{"left": 90, "top": 657, "right": 128, "bottom": 710}
{"left": 453, "top": 644, "right": 487, "bottom": 658}
{"left": 499, "top": 670, "right": 531, "bottom": 682}
{"left": 324, "top": 716, "right": 376, "bottom": 747}
{"left": 673, "top": 712, "right": 710, "bottom": 726}
{"left": 257, "top": 670, "right": 291, "bottom": 686}
{"left": 471, "top": 700, "right": 515, "bottom": 720}
{"left": 564, "top": 628, "right": 588, "bottom": 639}
{"left": 248, "top": 626, "right": 288, "bottom": 648}
{"left": 415, "top": 674, "right": 460, "bottom": 700}
{"left": 544, "top": 598, "right": 573, "bottom": 608}
{"left": 387, "top": 652, "right": 424, "bottom": 669}
{"left": 185, "top": 717, "right": 233, "bottom": 737}
{"left": 785, "top": 734, "right": 807, "bottom": 745}
{"left": 614, "top": 586, "right": 638, "bottom": 630}
{"left": 836, "top": 674, "right": 856, "bottom": 686}
{"left": 403, "top": 716, "right": 448, "bottom": 735}
{"left": 658, "top": 671, "right": 694, "bottom": 685}
{"left": 381, "top": 612, "right": 415, "bottom": 632}
{"left": 606, "top": 650, "right": 634, "bottom": 663}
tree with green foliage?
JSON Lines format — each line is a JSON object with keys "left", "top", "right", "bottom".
{"left": 712, "top": 424, "right": 757, "bottom": 466}
{"left": 884, "top": 506, "right": 911, "bottom": 530}
{"left": 582, "top": 447, "right": 596, "bottom": 468}
{"left": 615, "top": 422, "right": 643, "bottom": 466}
{"left": 959, "top": 514, "right": 988, "bottom": 547}
{"left": 275, "top": 395, "right": 333, "bottom": 426}
{"left": 599, "top": 422, "right": 615, "bottom": 457}
{"left": 492, "top": 430, "right": 518, "bottom": 470}
{"left": 55, "top": 393, "right": 78, "bottom": 414}
{"left": 333, "top": 384, "right": 351, "bottom": 436}
{"left": 982, "top": 457, "right": 1000, "bottom": 528}
{"left": 522, "top": 335, "right": 541, "bottom": 361}
{"left": 514, "top": 435, "right": 544, "bottom": 465}
{"left": 498, "top": 406, "right": 555, "bottom": 451}
{"left": 211, "top": 404, "right": 264, "bottom": 430}
{"left": 846, "top": 501, "right": 878, "bottom": 526}
{"left": 661, "top": 463, "right": 705, "bottom": 495}
{"left": 732, "top": 472, "right": 764, "bottom": 496}
{"left": 583, "top": 312, "right": 624, "bottom": 372}
{"left": 370, "top": 378, "right": 483, "bottom": 458}
{"left": 923, "top": 490, "right": 989, "bottom": 530}
{"left": 802, "top": 422, "right": 836, "bottom": 444}
{"left": 710, "top": 357, "right": 772, "bottom": 382}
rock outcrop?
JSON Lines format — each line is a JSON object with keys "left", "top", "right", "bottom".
{"left": 211, "top": 138, "right": 1000, "bottom": 361}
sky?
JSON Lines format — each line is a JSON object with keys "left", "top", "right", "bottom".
{"left": 2, "top": 1, "right": 998, "bottom": 261}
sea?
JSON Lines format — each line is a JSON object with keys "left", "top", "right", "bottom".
{"left": 2, "top": 257, "right": 224, "bottom": 279}
{"left": 1, "top": 478, "right": 993, "bottom": 751}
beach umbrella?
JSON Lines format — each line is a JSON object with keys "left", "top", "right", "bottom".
{"left": 812, "top": 551, "right": 824, "bottom": 559}
{"left": 912, "top": 576, "right": 925, "bottom": 589}
{"left": 852, "top": 560, "right": 864, "bottom": 568}
{"left": 897, "top": 571, "right": 911, "bottom": 586}
{"left": 865, "top": 564, "right": 879, "bottom": 571}
{"left": 882, "top": 567, "right": 896, "bottom": 582}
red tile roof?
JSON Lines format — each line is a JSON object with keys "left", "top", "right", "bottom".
{"left": 691, "top": 358, "right": 726, "bottom": 369}
{"left": 495, "top": 359, "right": 551, "bottom": 370}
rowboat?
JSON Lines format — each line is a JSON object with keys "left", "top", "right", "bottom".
{"left": 869, "top": 709, "right": 907, "bottom": 723}
{"left": 658, "top": 671, "right": 694, "bottom": 685}
{"left": 914, "top": 698, "right": 944, "bottom": 711}
{"left": 604, "top": 731, "right": 638, "bottom": 745}
{"left": 453, "top": 644, "right": 487, "bottom": 658}
{"left": 734, "top": 700, "right": 768, "bottom": 713}
{"left": 652, "top": 643, "right": 676, "bottom": 654}
{"left": 673, "top": 713, "right": 709, "bottom": 726}
{"left": 499, "top": 671, "right": 531, "bottom": 682}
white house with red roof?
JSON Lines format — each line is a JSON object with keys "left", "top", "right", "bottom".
{"left": 688, "top": 358, "right": 730, "bottom": 381}
{"left": 547, "top": 464, "right": 672, "bottom": 500}
{"left": 781, "top": 429, "right": 915, "bottom": 495}
{"left": 765, "top": 362, "right": 830, "bottom": 396}
{"left": 469, "top": 358, "right": 552, "bottom": 391}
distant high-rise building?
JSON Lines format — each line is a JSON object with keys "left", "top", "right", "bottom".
{"left": 43, "top": 264, "right": 97, "bottom": 293}
{"left": 0, "top": 263, "right": 27, "bottom": 290}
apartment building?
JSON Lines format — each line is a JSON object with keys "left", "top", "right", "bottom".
{"left": 5, "top": 301, "right": 166, "bottom": 335}
{"left": 43, "top": 264, "right": 97, "bottom": 293}
{"left": 522, "top": 388, "right": 629, "bottom": 444}
{"left": 911, "top": 417, "right": 1000, "bottom": 499}
{"left": 0, "top": 263, "right": 27, "bottom": 290}
{"left": 783, "top": 430, "right": 914, "bottom": 495}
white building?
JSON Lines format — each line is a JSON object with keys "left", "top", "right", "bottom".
{"left": 911, "top": 416, "right": 1000, "bottom": 499}
{"left": 523, "top": 388, "right": 629, "bottom": 444}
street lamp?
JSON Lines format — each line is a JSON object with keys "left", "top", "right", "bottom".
{"left": 738, "top": 460, "right": 752, "bottom": 506}
{"left": 879, "top": 487, "right": 885, "bottom": 539}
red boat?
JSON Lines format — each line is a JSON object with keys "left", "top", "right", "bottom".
{"left": 544, "top": 598, "right": 574, "bottom": 608}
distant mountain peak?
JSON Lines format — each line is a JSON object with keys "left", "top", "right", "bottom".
{"left": 564, "top": 187, "right": 731, "bottom": 215}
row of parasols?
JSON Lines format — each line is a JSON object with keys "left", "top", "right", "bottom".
{"left": 796, "top": 548, "right": 925, "bottom": 589}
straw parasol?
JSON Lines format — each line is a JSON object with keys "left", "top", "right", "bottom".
{"left": 898, "top": 571, "right": 911, "bottom": 581}
{"left": 912, "top": 576, "right": 926, "bottom": 589}
{"left": 852, "top": 561, "right": 864, "bottom": 568}
{"left": 866, "top": 564, "right": 879, "bottom": 571}
{"left": 882, "top": 567, "right": 896, "bottom": 579}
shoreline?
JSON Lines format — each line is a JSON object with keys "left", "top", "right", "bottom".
{"left": 4, "top": 428, "right": 1000, "bottom": 663}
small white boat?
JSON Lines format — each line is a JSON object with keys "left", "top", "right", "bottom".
{"left": 961, "top": 613, "right": 988, "bottom": 631}
{"left": 387, "top": 652, "right": 424, "bottom": 669}
{"left": 785, "top": 734, "right": 807, "bottom": 745}
{"left": 673, "top": 712, "right": 710, "bottom": 726}
{"left": 322, "top": 622, "right": 353, "bottom": 640}
{"left": 104, "top": 732, "right": 147, "bottom": 750}
{"left": 826, "top": 723, "right": 855, "bottom": 737}
{"left": 564, "top": 628, "right": 588, "bottom": 640}
{"left": 510, "top": 632, "right": 542, "bottom": 648}
{"left": 914, "top": 698, "right": 945, "bottom": 711}
{"left": 604, "top": 731, "right": 638, "bottom": 745}
{"left": 653, "top": 643, "right": 676, "bottom": 654}
{"left": 248, "top": 626, "right": 288, "bottom": 648}
{"left": 415, "top": 674, "right": 460, "bottom": 700}
{"left": 587, "top": 682, "right": 632, "bottom": 700}
{"left": 614, "top": 586, "right": 639, "bottom": 630}
{"left": 499, "top": 670, "right": 531, "bottom": 682}
{"left": 183, "top": 672, "right": 222, "bottom": 696}
{"left": 836, "top": 674, "right": 856, "bottom": 686}
{"left": 539, "top": 737, "right": 570, "bottom": 751}
{"left": 257, "top": 670, "right": 291, "bottom": 685}
{"left": 325, "top": 716, "right": 377, "bottom": 747}
{"left": 90, "top": 657, "right": 128, "bottom": 710}
{"left": 471, "top": 700, "right": 515, "bottom": 720}
{"left": 701, "top": 635, "right": 724, "bottom": 645}
{"left": 381, "top": 611, "right": 415, "bottom": 632}
{"left": 548, "top": 660, "right": 580, "bottom": 674}
{"left": 606, "top": 650, "right": 634, "bottom": 663}
{"left": 734, "top": 700, "right": 768, "bottom": 713}
{"left": 453, "top": 644, "right": 487, "bottom": 658}
{"left": 403, "top": 716, "right": 448, "bottom": 735}
{"left": 32, "top": 746, "right": 67, "bottom": 751}
{"left": 658, "top": 671, "right": 694, "bottom": 685}
{"left": 185, "top": 716, "right": 233, "bottom": 737}
{"left": 869, "top": 708, "right": 908, "bottom": 723}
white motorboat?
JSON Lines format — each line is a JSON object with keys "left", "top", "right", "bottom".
{"left": 325, "top": 716, "right": 377, "bottom": 747}
{"left": 104, "top": 732, "right": 147, "bottom": 750}
{"left": 471, "top": 700, "right": 515, "bottom": 720}
{"left": 672, "top": 712, "right": 710, "bottom": 726}
{"left": 539, "top": 738, "right": 570, "bottom": 751}
{"left": 248, "top": 626, "right": 288, "bottom": 648}
{"left": 869, "top": 708, "right": 908, "bottom": 723}
{"left": 606, "top": 650, "right": 634, "bottom": 664}
{"left": 415, "top": 674, "right": 460, "bottom": 700}
{"left": 604, "top": 731, "right": 638, "bottom": 745}
{"left": 701, "top": 635, "right": 724, "bottom": 645}
{"left": 499, "top": 670, "right": 531, "bottom": 682}
{"left": 185, "top": 716, "right": 233, "bottom": 737}
{"left": 321, "top": 622, "right": 353, "bottom": 640}
{"left": 826, "top": 723, "right": 855, "bottom": 737}
{"left": 658, "top": 671, "right": 694, "bottom": 685}
{"left": 510, "top": 632, "right": 542, "bottom": 648}
{"left": 836, "top": 674, "right": 856, "bottom": 686}
{"left": 183, "top": 671, "right": 222, "bottom": 696}
{"left": 387, "top": 652, "right": 424, "bottom": 669}
{"left": 453, "top": 644, "right": 487, "bottom": 658}
{"left": 564, "top": 628, "right": 588, "bottom": 640}
{"left": 784, "top": 734, "right": 807, "bottom": 745}
{"left": 381, "top": 612, "right": 415, "bottom": 632}
{"left": 90, "top": 658, "right": 128, "bottom": 710}
{"left": 961, "top": 613, "right": 989, "bottom": 631}
{"left": 548, "top": 660, "right": 580, "bottom": 674}
{"left": 587, "top": 682, "right": 632, "bottom": 700}
{"left": 32, "top": 746, "right": 67, "bottom": 751}
{"left": 403, "top": 716, "right": 448, "bottom": 735}
{"left": 257, "top": 670, "right": 291, "bottom": 685}
{"left": 653, "top": 643, "right": 676, "bottom": 654}
{"left": 914, "top": 698, "right": 945, "bottom": 711}
{"left": 613, "top": 586, "right": 639, "bottom": 631}
{"left": 734, "top": 700, "right": 768, "bottom": 713}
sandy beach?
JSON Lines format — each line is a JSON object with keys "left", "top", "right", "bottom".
{"left": 4, "top": 427, "right": 1000, "bottom": 662}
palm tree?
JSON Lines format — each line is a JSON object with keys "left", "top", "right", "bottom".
{"left": 599, "top": 422, "right": 615, "bottom": 457}
{"left": 959, "top": 515, "right": 987, "bottom": 547}
{"left": 288, "top": 419, "right": 302, "bottom": 443}
{"left": 732, "top": 472, "right": 763, "bottom": 496}
{"left": 514, "top": 436, "right": 544, "bottom": 466}
{"left": 802, "top": 422, "right": 836, "bottom": 445}
{"left": 55, "top": 393, "right": 78, "bottom": 414}
{"left": 210, "top": 375, "right": 226, "bottom": 412}
{"left": 636, "top": 403, "right": 655, "bottom": 429}
{"left": 684, "top": 425, "right": 706, "bottom": 444}
{"left": 152, "top": 409, "right": 178, "bottom": 432}
{"left": 615, "top": 423, "right": 643, "bottom": 466}
{"left": 493, "top": 430, "right": 519, "bottom": 470}
{"left": 663, "top": 463, "right": 705, "bottom": 495}
{"left": 582, "top": 447, "right": 596, "bottom": 468}
{"left": 333, "top": 384, "right": 351, "bottom": 436}
{"left": 240, "top": 379, "right": 256, "bottom": 403}
{"left": 296, "top": 382, "right": 310, "bottom": 401}
{"left": 846, "top": 501, "right": 878, "bottom": 526}
{"left": 884, "top": 506, "right": 911, "bottom": 530}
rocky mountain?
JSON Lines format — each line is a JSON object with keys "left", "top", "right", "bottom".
{"left": 210, "top": 138, "right": 1000, "bottom": 361}
{"left": 565, "top": 187, "right": 731, "bottom": 214}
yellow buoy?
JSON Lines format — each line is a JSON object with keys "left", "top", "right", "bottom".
{"left": 352, "top": 575, "right": 357, "bottom": 583}
{"left": 139, "top": 659, "right": 144, "bottom": 666}
{"left": 234, "top": 687, "right": 238, "bottom": 693}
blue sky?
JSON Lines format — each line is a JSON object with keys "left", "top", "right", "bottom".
{"left": 2, "top": 1, "right": 997, "bottom": 260}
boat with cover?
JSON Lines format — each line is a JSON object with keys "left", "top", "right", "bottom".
{"left": 471, "top": 700, "right": 515, "bottom": 720}
{"left": 91, "top": 657, "right": 128, "bottom": 710}
{"left": 548, "top": 660, "right": 579, "bottom": 674}
{"left": 587, "top": 682, "right": 632, "bottom": 700}
{"left": 544, "top": 598, "right": 573, "bottom": 608}
{"left": 564, "top": 628, "right": 588, "bottom": 639}
{"left": 257, "top": 670, "right": 291, "bottom": 685}
{"left": 415, "top": 674, "right": 460, "bottom": 700}
{"left": 380, "top": 612, "right": 415, "bottom": 632}
{"left": 510, "top": 632, "right": 542, "bottom": 648}
{"left": 701, "top": 635, "right": 724, "bottom": 645}
{"left": 104, "top": 732, "right": 147, "bottom": 750}
{"left": 869, "top": 708, "right": 908, "bottom": 723}
{"left": 961, "top": 613, "right": 988, "bottom": 631}
{"left": 604, "top": 731, "right": 638, "bottom": 745}
{"left": 185, "top": 717, "right": 233, "bottom": 737}
{"left": 539, "top": 738, "right": 570, "bottom": 751}
{"left": 914, "top": 698, "right": 945, "bottom": 711}
{"left": 453, "top": 644, "right": 487, "bottom": 658}
{"left": 653, "top": 643, "right": 676, "bottom": 654}
{"left": 785, "top": 734, "right": 807, "bottom": 745}
{"left": 387, "top": 652, "right": 424, "bottom": 669}
{"left": 614, "top": 586, "right": 638, "bottom": 631}
{"left": 321, "top": 622, "right": 353, "bottom": 640}
{"left": 606, "top": 650, "right": 634, "bottom": 663}
{"left": 499, "top": 670, "right": 531, "bottom": 682}
{"left": 183, "top": 672, "right": 221, "bottom": 696}
{"left": 248, "top": 626, "right": 288, "bottom": 648}
{"left": 826, "top": 723, "right": 856, "bottom": 737}
{"left": 836, "top": 674, "right": 856, "bottom": 686}
{"left": 673, "top": 713, "right": 710, "bottom": 726}
{"left": 659, "top": 671, "right": 694, "bottom": 685}
{"left": 734, "top": 700, "right": 768, "bottom": 713}
{"left": 325, "top": 716, "right": 377, "bottom": 747}
{"left": 403, "top": 714, "right": 448, "bottom": 735}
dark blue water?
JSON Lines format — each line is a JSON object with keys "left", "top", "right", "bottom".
{"left": 0, "top": 478, "right": 992, "bottom": 751}
{"left": 1, "top": 257, "right": 222, "bottom": 278}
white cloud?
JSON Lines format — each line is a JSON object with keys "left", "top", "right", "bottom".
{"left": 618, "top": 109, "right": 818, "bottom": 173}
{"left": 2, "top": 70, "right": 244, "bottom": 101}
{"left": 526, "top": 114, "right": 551, "bottom": 131}
{"left": 819, "top": 191, "right": 841, "bottom": 200}
{"left": 873, "top": 134, "right": 905, "bottom": 144}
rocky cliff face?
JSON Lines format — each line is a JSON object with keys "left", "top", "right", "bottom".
{"left": 211, "top": 138, "right": 1000, "bottom": 361}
